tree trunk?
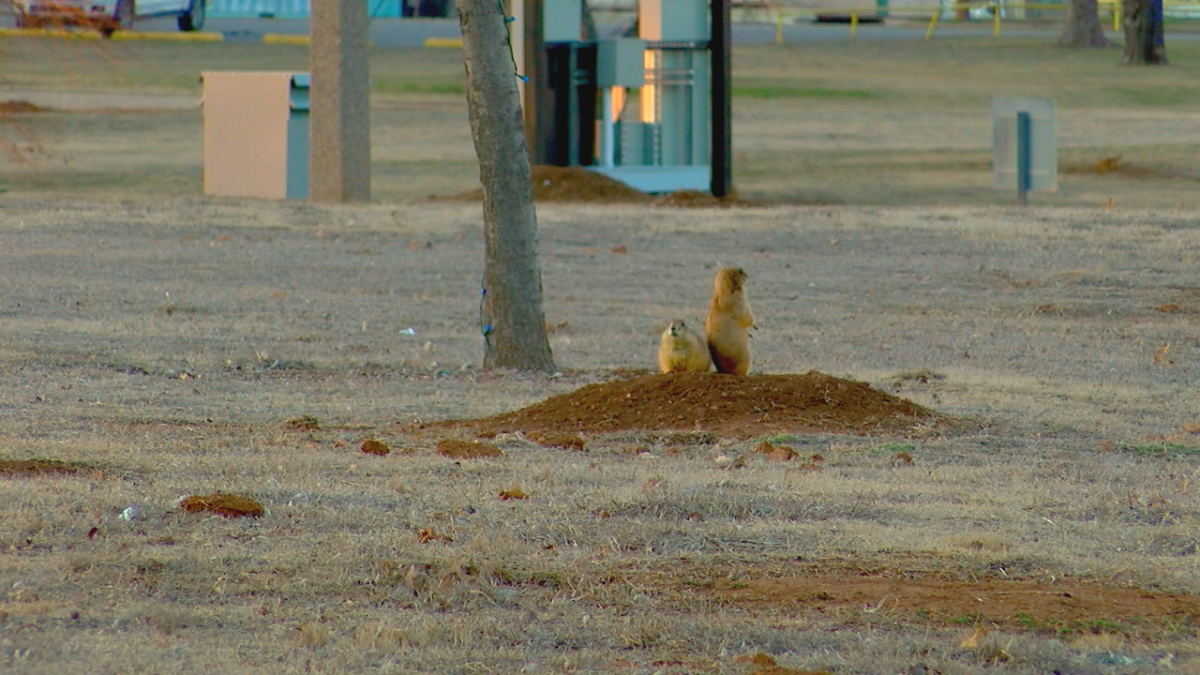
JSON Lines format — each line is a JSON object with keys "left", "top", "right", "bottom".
{"left": 1123, "top": 0, "right": 1168, "bottom": 64}
{"left": 458, "top": 0, "right": 556, "bottom": 372}
{"left": 309, "top": 0, "right": 372, "bottom": 202}
{"left": 581, "top": 0, "right": 599, "bottom": 40}
{"left": 1059, "top": 0, "right": 1109, "bottom": 47}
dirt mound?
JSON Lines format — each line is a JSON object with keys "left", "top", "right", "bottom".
{"left": 453, "top": 371, "right": 948, "bottom": 439}
{"left": 434, "top": 165, "right": 761, "bottom": 206}
{"left": 437, "top": 165, "right": 653, "bottom": 204}
{"left": 651, "top": 188, "right": 743, "bottom": 208}
{"left": 718, "top": 574, "right": 1200, "bottom": 632}
{"left": 642, "top": 559, "right": 1200, "bottom": 639}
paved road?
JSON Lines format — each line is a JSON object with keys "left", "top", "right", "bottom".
{"left": 1, "top": 14, "right": 1083, "bottom": 47}
{"left": 206, "top": 16, "right": 1071, "bottom": 46}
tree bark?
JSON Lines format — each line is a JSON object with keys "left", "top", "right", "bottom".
{"left": 458, "top": 0, "right": 556, "bottom": 372}
{"left": 309, "top": 0, "right": 372, "bottom": 202}
{"left": 581, "top": 0, "right": 599, "bottom": 40}
{"left": 1123, "top": 0, "right": 1168, "bottom": 64}
{"left": 1059, "top": 0, "right": 1109, "bottom": 47}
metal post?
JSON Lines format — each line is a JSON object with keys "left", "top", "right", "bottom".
{"left": 566, "top": 44, "right": 579, "bottom": 166}
{"left": 601, "top": 88, "right": 615, "bottom": 167}
{"left": 1016, "top": 110, "right": 1030, "bottom": 207}
{"left": 710, "top": 0, "right": 732, "bottom": 198}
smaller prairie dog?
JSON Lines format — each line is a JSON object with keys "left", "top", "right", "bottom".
{"left": 705, "top": 267, "right": 755, "bottom": 375}
{"left": 658, "top": 320, "right": 713, "bottom": 373}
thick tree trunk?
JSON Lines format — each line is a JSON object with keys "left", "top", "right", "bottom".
{"left": 1123, "top": 0, "right": 1168, "bottom": 64}
{"left": 458, "top": 0, "right": 556, "bottom": 372}
{"left": 1059, "top": 0, "right": 1109, "bottom": 47}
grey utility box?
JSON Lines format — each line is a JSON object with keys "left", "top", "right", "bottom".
{"left": 993, "top": 97, "right": 1056, "bottom": 193}
{"left": 202, "top": 72, "right": 311, "bottom": 200}
{"left": 597, "top": 39, "right": 646, "bottom": 88}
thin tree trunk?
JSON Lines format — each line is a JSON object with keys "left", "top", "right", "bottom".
{"left": 1123, "top": 0, "right": 1168, "bottom": 64}
{"left": 581, "top": 0, "right": 599, "bottom": 40}
{"left": 458, "top": 0, "right": 556, "bottom": 372}
{"left": 1059, "top": 0, "right": 1109, "bottom": 47}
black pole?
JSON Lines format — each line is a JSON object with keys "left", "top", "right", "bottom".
{"left": 710, "top": 0, "right": 732, "bottom": 198}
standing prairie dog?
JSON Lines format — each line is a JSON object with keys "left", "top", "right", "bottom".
{"left": 658, "top": 320, "right": 713, "bottom": 373}
{"left": 705, "top": 267, "right": 755, "bottom": 375}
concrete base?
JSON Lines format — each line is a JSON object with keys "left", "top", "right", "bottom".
{"left": 589, "top": 165, "right": 711, "bottom": 194}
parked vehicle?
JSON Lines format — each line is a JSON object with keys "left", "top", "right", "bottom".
{"left": 13, "top": 0, "right": 205, "bottom": 36}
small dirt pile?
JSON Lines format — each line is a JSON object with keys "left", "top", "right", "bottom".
{"left": 439, "top": 165, "right": 653, "bottom": 204}
{"left": 0, "top": 101, "right": 50, "bottom": 114}
{"left": 0, "top": 458, "right": 95, "bottom": 477}
{"left": 435, "top": 165, "right": 761, "bottom": 206}
{"left": 453, "top": 372, "right": 948, "bottom": 439}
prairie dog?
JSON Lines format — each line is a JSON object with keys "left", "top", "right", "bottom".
{"left": 658, "top": 320, "right": 713, "bottom": 373}
{"left": 705, "top": 267, "right": 754, "bottom": 375}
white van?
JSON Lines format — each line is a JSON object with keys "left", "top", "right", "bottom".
{"left": 13, "top": 0, "right": 205, "bottom": 36}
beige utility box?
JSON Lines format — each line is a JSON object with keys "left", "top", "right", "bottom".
{"left": 202, "top": 71, "right": 310, "bottom": 200}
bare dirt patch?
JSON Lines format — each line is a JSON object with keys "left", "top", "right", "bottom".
{"left": 706, "top": 566, "right": 1200, "bottom": 637}
{"left": 440, "top": 372, "right": 951, "bottom": 439}
{"left": 178, "top": 493, "right": 265, "bottom": 518}
{"left": 0, "top": 458, "right": 94, "bottom": 477}
{"left": 0, "top": 101, "right": 51, "bottom": 114}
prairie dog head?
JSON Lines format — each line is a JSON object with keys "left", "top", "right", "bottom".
{"left": 665, "top": 320, "right": 691, "bottom": 338}
{"left": 714, "top": 267, "right": 748, "bottom": 295}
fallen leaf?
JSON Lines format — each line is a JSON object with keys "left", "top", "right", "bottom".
{"left": 87, "top": 527, "right": 99, "bottom": 540}
{"left": 533, "top": 434, "right": 586, "bottom": 451}
{"left": 416, "top": 527, "right": 449, "bottom": 543}
{"left": 436, "top": 439, "right": 503, "bottom": 459}
{"left": 180, "top": 493, "right": 264, "bottom": 518}
{"left": 736, "top": 653, "right": 777, "bottom": 666}
{"left": 284, "top": 416, "right": 320, "bottom": 431}
{"left": 361, "top": 439, "right": 390, "bottom": 456}
{"left": 1154, "top": 344, "right": 1173, "bottom": 367}
{"left": 768, "top": 446, "right": 798, "bottom": 462}
{"left": 499, "top": 486, "right": 528, "bottom": 500}
{"left": 959, "top": 626, "right": 988, "bottom": 649}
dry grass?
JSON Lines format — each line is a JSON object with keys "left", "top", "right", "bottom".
{"left": 2, "top": 31, "right": 1200, "bottom": 674}
{"left": 2, "top": 198, "right": 1199, "bottom": 673}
